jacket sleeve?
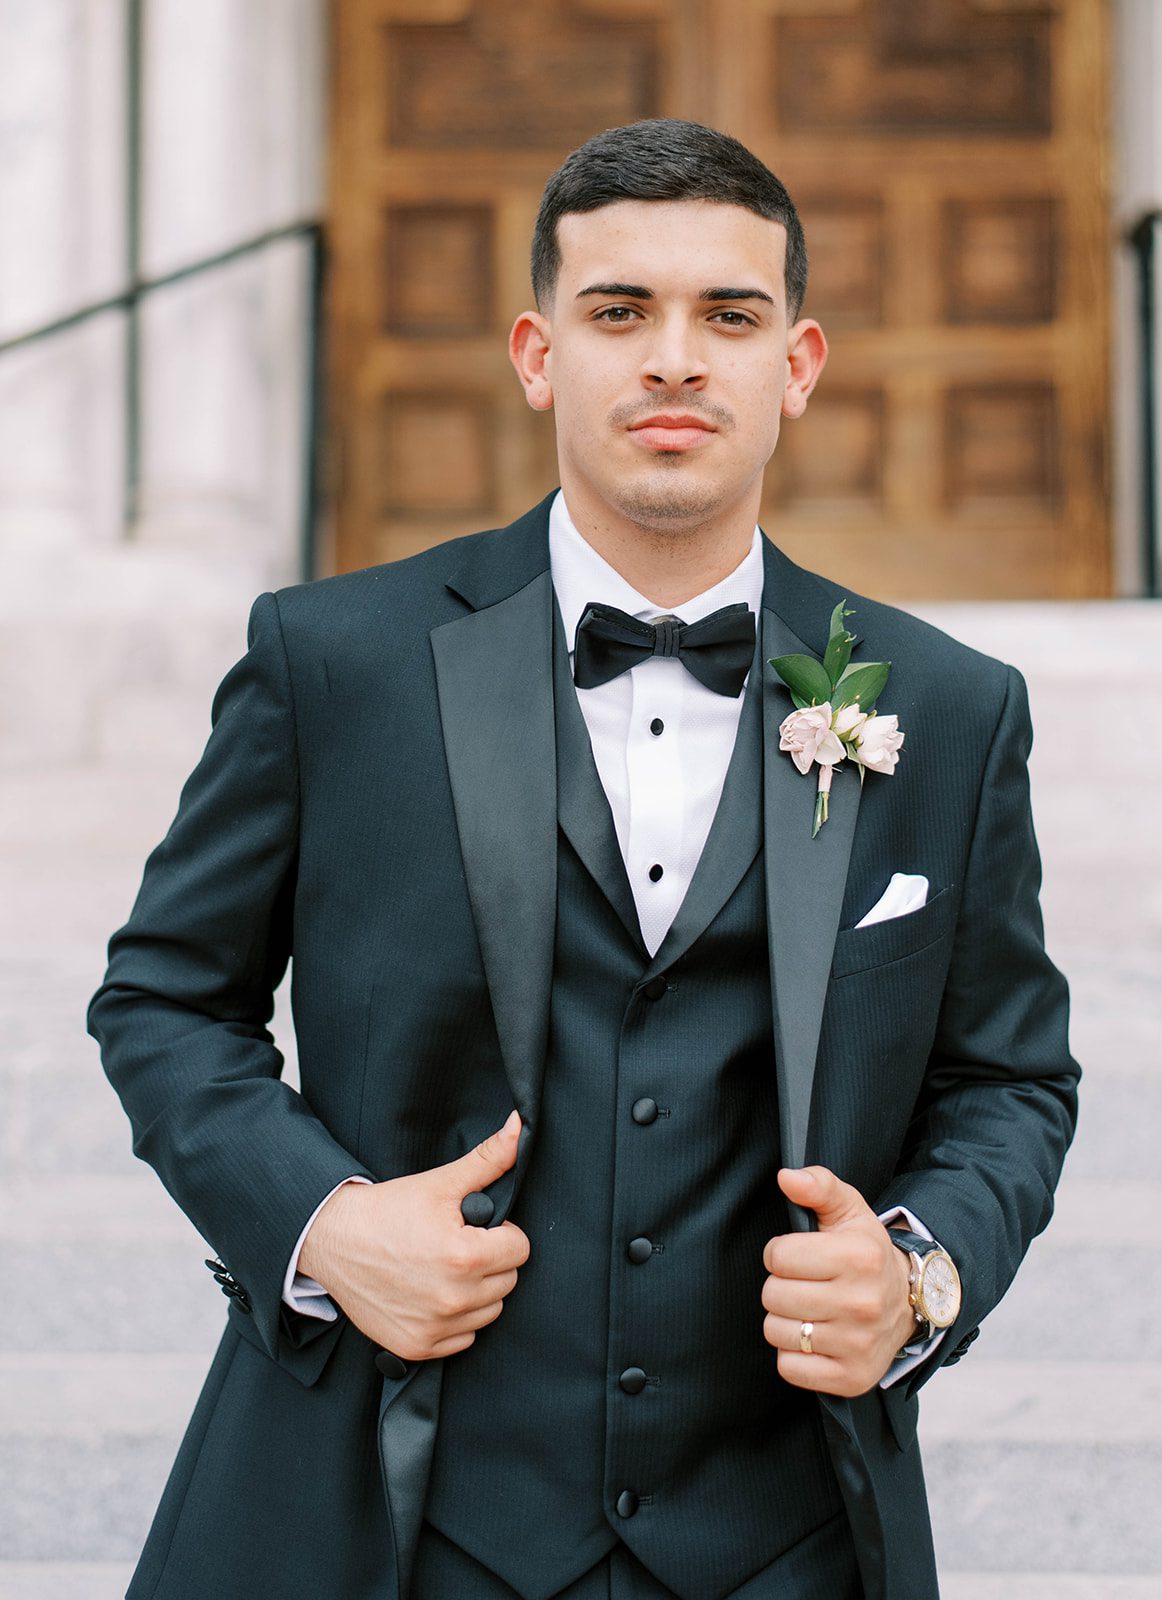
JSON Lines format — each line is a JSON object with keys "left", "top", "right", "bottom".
{"left": 88, "top": 591, "right": 374, "bottom": 1367}
{"left": 874, "top": 664, "right": 1080, "bottom": 1397}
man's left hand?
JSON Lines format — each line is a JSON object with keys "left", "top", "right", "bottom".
{"left": 761, "top": 1166, "right": 917, "bottom": 1397}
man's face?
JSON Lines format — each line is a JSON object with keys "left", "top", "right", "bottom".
{"left": 511, "top": 199, "right": 825, "bottom": 538}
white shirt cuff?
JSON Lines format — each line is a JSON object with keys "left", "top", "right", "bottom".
{"left": 281, "top": 1175, "right": 372, "bottom": 1321}
{"left": 876, "top": 1204, "right": 948, "bottom": 1388}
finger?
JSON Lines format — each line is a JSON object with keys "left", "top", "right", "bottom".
{"left": 763, "top": 1231, "right": 849, "bottom": 1280}
{"left": 477, "top": 1221, "right": 530, "bottom": 1273}
{"left": 761, "top": 1274, "right": 846, "bottom": 1320}
{"left": 440, "top": 1111, "right": 522, "bottom": 1199}
{"left": 431, "top": 1330, "right": 477, "bottom": 1358}
{"left": 763, "top": 1312, "right": 832, "bottom": 1357}
{"left": 777, "top": 1166, "right": 872, "bottom": 1231}
{"left": 455, "top": 1298, "right": 507, "bottom": 1334}
{"left": 775, "top": 1349, "right": 852, "bottom": 1396}
{"left": 477, "top": 1267, "right": 520, "bottom": 1303}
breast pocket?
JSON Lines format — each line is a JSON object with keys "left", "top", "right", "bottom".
{"left": 831, "top": 885, "right": 956, "bottom": 979}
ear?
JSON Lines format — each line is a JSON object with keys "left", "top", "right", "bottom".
{"left": 781, "top": 319, "right": 828, "bottom": 419}
{"left": 509, "top": 311, "right": 554, "bottom": 412}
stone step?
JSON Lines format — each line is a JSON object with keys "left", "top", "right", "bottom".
{"left": 0, "top": 1568, "right": 1155, "bottom": 1600}
{"left": 0, "top": 1565, "right": 135, "bottom": 1600}
{"left": 939, "top": 1578, "right": 1162, "bottom": 1599}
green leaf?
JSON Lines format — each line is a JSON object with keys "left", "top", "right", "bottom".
{"left": 825, "top": 624, "right": 857, "bottom": 688}
{"left": 827, "top": 599, "right": 854, "bottom": 642}
{"left": 832, "top": 660, "right": 891, "bottom": 712}
{"left": 770, "top": 653, "right": 833, "bottom": 706}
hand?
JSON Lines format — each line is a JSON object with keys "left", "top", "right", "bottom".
{"left": 761, "top": 1166, "right": 916, "bottom": 1397}
{"left": 298, "top": 1110, "right": 530, "bottom": 1361}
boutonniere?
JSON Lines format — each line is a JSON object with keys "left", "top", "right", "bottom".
{"left": 770, "top": 601, "right": 904, "bottom": 837}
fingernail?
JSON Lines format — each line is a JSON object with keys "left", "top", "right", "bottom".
{"left": 502, "top": 1109, "right": 522, "bottom": 1135}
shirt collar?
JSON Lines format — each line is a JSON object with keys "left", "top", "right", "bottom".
{"left": 548, "top": 489, "right": 764, "bottom": 655}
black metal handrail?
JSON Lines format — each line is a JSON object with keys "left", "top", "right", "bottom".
{"left": 0, "top": 220, "right": 323, "bottom": 575}
{"left": 1129, "top": 210, "right": 1160, "bottom": 599}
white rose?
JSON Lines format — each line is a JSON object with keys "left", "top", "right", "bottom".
{"left": 833, "top": 703, "right": 867, "bottom": 741}
{"left": 852, "top": 713, "right": 903, "bottom": 775}
{"left": 778, "top": 704, "right": 845, "bottom": 775}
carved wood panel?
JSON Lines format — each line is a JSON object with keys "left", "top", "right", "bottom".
{"left": 327, "top": 0, "right": 1110, "bottom": 598}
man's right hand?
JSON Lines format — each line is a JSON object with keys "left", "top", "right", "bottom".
{"left": 298, "top": 1110, "right": 529, "bottom": 1360}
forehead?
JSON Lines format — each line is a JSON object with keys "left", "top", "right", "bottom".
{"left": 555, "top": 199, "right": 788, "bottom": 296}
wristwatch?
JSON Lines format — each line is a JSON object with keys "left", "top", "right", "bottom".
{"left": 889, "top": 1229, "right": 962, "bottom": 1341}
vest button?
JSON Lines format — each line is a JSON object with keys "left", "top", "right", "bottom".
{"left": 631, "top": 1097, "right": 658, "bottom": 1126}
{"left": 616, "top": 1489, "right": 640, "bottom": 1519}
{"left": 460, "top": 1190, "right": 494, "bottom": 1227}
{"left": 641, "top": 976, "right": 667, "bottom": 1001}
{"left": 619, "top": 1366, "right": 647, "bottom": 1395}
{"left": 627, "top": 1236, "right": 653, "bottom": 1264}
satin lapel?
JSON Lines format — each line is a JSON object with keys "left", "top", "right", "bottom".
{"left": 430, "top": 570, "right": 557, "bottom": 1131}
{"left": 647, "top": 641, "right": 763, "bottom": 975}
{"left": 762, "top": 604, "right": 860, "bottom": 1208}
{"left": 377, "top": 1361, "right": 444, "bottom": 1599}
{"left": 553, "top": 607, "right": 647, "bottom": 954}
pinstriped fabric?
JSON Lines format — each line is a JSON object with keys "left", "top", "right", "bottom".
{"left": 424, "top": 651, "right": 845, "bottom": 1600}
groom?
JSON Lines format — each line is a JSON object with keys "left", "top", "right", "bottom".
{"left": 90, "top": 119, "right": 1078, "bottom": 1600}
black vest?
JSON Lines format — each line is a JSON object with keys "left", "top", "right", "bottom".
{"left": 424, "top": 623, "right": 843, "bottom": 1600}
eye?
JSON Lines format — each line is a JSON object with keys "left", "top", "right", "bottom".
{"left": 711, "top": 309, "right": 756, "bottom": 328}
{"left": 593, "top": 305, "right": 641, "bottom": 325}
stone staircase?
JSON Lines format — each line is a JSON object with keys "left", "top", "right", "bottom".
{"left": 0, "top": 595, "right": 1158, "bottom": 1598}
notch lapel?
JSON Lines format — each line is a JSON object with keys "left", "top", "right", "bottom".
{"left": 761, "top": 603, "right": 861, "bottom": 1211}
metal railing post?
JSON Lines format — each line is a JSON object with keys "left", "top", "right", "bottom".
{"left": 1129, "top": 211, "right": 1160, "bottom": 599}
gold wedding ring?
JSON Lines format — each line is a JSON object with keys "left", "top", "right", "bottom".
{"left": 799, "top": 1321, "right": 814, "bottom": 1355}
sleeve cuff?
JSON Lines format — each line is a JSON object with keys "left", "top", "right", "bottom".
{"left": 876, "top": 1203, "right": 947, "bottom": 1389}
{"left": 281, "top": 1175, "right": 372, "bottom": 1321}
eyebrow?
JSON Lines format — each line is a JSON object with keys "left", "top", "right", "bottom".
{"left": 574, "top": 282, "right": 775, "bottom": 307}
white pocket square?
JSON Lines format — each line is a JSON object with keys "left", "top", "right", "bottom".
{"left": 855, "top": 872, "right": 929, "bottom": 929}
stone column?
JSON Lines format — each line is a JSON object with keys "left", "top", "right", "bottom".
{"left": 1113, "top": 0, "right": 1162, "bottom": 594}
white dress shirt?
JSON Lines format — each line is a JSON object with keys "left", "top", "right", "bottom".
{"left": 282, "top": 491, "right": 941, "bottom": 1381}
{"left": 550, "top": 490, "right": 762, "bottom": 957}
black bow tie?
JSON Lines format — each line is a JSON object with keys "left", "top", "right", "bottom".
{"left": 573, "top": 601, "right": 756, "bottom": 698}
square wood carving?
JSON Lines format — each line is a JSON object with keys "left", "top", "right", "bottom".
{"left": 385, "top": 17, "right": 659, "bottom": 148}
{"left": 797, "top": 198, "right": 884, "bottom": 327}
{"left": 384, "top": 207, "right": 495, "bottom": 337}
{"left": 770, "top": 388, "right": 884, "bottom": 512}
{"left": 380, "top": 393, "right": 495, "bottom": 516}
{"left": 942, "top": 199, "right": 1058, "bottom": 324}
{"left": 773, "top": 1, "right": 1052, "bottom": 136}
{"left": 945, "top": 383, "right": 1059, "bottom": 512}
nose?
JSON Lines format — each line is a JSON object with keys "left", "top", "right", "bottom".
{"left": 640, "top": 315, "right": 708, "bottom": 391}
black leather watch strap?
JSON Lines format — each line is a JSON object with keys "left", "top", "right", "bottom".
{"left": 887, "top": 1229, "right": 939, "bottom": 1258}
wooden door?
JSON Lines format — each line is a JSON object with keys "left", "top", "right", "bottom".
{"left": 325, "top": 0, "right": 1110, "bottom": 598}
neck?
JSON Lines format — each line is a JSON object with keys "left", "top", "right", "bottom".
{"left": 560, "top": 481, "right": 760, "bottom": 608}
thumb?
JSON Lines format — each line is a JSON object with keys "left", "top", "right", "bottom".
{"left": 441, "top": 1110, "right": 522, "bottom": 1198}
{"left": 778, "top": 1165, "right": 870, "bottom": 1230}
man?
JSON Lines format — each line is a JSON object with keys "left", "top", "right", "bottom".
{"left": 90, "top": 119, "right": 1078, "bottom": 1600}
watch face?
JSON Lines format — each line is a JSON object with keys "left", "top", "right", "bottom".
{"left": 919, "top": 1252, "right": 961, "bottom": 1328}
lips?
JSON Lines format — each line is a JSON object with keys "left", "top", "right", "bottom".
{"left": 629, "top": 414, "right": 716, "bottom": 451}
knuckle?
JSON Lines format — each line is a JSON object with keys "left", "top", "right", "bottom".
{"left": 446, "top": 1236, "right": 478, "bottom": 1277}
{"left": 852, "top": 1290, "right": 879, "bottom": 1323}
{"left": 432, "top": 1285, "right": 465, "bottom": 1319}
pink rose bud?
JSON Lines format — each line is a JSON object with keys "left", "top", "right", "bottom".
{"left": 853, "top": 713, "right": 903, "bottom": 775}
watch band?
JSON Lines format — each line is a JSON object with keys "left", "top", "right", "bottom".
{"left": 888, "top": 1228, "right": 962, "bottom": 1344}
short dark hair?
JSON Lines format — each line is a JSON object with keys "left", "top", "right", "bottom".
{"left": 531, "top": 118, "right": 808, "bottom": 319}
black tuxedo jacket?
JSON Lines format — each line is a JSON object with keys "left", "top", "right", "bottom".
{"left": 89, "top": 492, "right": 1079, "bottom": 1600}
